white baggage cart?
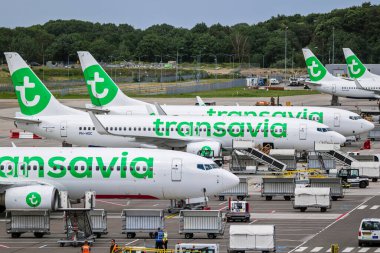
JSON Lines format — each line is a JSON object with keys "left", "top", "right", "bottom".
{"left": 293, "top": 187, "right": 331, "bottom": 212}
{"left": 229, "top": 225, "right": 276, "bottom": 253}
{"left": 6, "top": 210, "right": 50, "bottom": 238}
{"left": 179, "top": 210, "right": 225, "bottom": 239}
{"left": 121, "top": 209, "right": 164, "bottom": 239}
{"left": 90, "top": 209, "right": 107, "bottom": 238}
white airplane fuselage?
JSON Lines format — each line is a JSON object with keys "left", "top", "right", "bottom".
{"left": 0, "top": 147, "right": 238, "bottom": 200}
{"left": 16, "top": 114, "right": 346, "bottom": 151}
{"left": 92, "top": 105, "right": 373, "bottom": 136}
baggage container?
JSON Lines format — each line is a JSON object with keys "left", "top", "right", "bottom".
{"left": 89, "top": 209, "right": 107, "bottom": 238}
{"left": 229, "top": 225, "right": 276, "bottom": 253}
{"left": 179, "top": 210, "right": 225, "bottom": 239}
{"left": 261, "top": 177, "right": 295, "bottom": 201}
{"left": 6, "top": 210, "right": 50, "bottom": 238}
{"left": 217, "top": 177, "right": 249, "bottom": 201}
{"left": 293, "top": 187, "right": 331, "bottom": 212}
{"left": 309, "top": 178, "right": 344, "bottom": 200}
{"left": 121, "top": 209, "right": 164, "bottom": 239}
{"left": 368, "top": 127, "right": 380, "bottom": 141}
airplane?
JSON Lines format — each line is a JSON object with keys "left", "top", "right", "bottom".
{"left": 302, "top": 48, "right": 380, "bottom": 100}
{"left": 0, "top": 147, "right": 239, "bottom": 212}
{"left": 343, "top": 48, "right": 380, "bottom": 81}
{"left": 4, "top": 52, "right": 346, "bottom": 155}
{"left": 77, "top": 51, "right": 374, "bottom": 137}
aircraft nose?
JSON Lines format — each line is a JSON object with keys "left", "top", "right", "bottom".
{"left": 222, "top": 170, "right": 239, "bottom": 190}
{"left": 364, "top": 120, "right": 375, "bottom": 132}
{"left": 334, "top": 132, "right": 346, "bottom": 144}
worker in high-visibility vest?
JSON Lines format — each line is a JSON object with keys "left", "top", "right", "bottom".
{"left": 110, "top": 239, "right": 119, "bottom": 253}
{"left": 155, "top": 228, "right": 164, "bottom": 249}
{"left": 81, "top": 241, "right": 91, "bottom": 253}
{"left": 163, "top": 230, "right": 168, "bottom": 250}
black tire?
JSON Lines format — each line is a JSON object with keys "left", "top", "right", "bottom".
{"left": 60, "top": 243, "right": 65, "bottom": 247}
{"left": 34, "top": 232, "right": 44, "bottom": 238}
{"left": 0, "top": 206, "right": 5, "bottom": 213}
{"left": 126, "top": 232, "right": 135, "bottom": 239}
{"left": 237, "top": 196, "right": 245, "bottom": 201}
{"left": 284, "top": 196, "right": 291, "bottom": 201}
{"left": 11, "top": 233, "right": 21, "bottom": 238}
{"left": 321, "top": 207, "right": 327, "bottom": 212}
{"left": 300, "top": 207, "right": 307, "bottom": 212}
{"left": 332, "top": 196, "right": 338, "bottom": 201}
{"left": 96, "top": 233, "right": 101, "bottom": 238}
{"left": 185, "top": 233, "right": 193, "bottom": 239}
{"left": 149, "top": 232, "right": 155, "bottom": 239}
{"left": 265, "top": 196, "right": 273, "bottom": 201}
{"left": 373, "top": 178, "right": 378, "bottom": 182}
{"left": 207, "top": 233, "right": 216, "bottom": 239}
{"left": 226, "top": 218, "right": 231, "bottom": 222}
{"left": 359, "top": 241, "right": 363, "bottom": 247}
{"left": 219, "top": 196, "right": 225, "bottom": 201}
{"left": 359, "top": 181, "right": 367, "bottom": 188}
{"left": 245, "top": 218, "right": 250, "bottom": 223}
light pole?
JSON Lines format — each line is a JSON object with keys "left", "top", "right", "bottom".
{"left": 291, "top": 48, "right": 294, "bottom": 74}
{"left": 284, "top": 26, "right": 288, "bottom": 81}
{"left": 262, "top": 55, "right": 265, "bottom": 68}
{"left": 332, "top": 26, "right": 335, "bottom": 64}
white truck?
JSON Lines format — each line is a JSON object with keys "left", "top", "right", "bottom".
{"left": 229, "top": 225, "right": 276, "bottom": 253}
{"left": 225, "top": 200, "right": 250, "bottom": 222}
{"left": 350, "top": 161, "right": 380, "bottom": 182}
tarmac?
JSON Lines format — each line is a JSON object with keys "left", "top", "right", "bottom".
{"left": 0, "top": 94, "right": 380, "bottom": 253}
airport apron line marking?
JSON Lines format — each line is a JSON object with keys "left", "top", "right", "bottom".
{"left": 96, "top": 199, "right": 128, "bottom": 207}
{"left": 249, "top": 219, "right": 258, "bottom": 224}
{"left": 0, "top": 245, "right": 10, "bottom": 248}
{"left": 39, "top": 245, "right": 47, "bottom": 248}
{"left": 165, "top": 213, "right": 178, "bottom": 219}
{"left": 219, "top": 206, "right": 228, "bottom": 211}
{"left": 153, "top": 204, "right": 159, "bottom": 207}
{"left": 218, "top": 201, "right": 228, "bottom": 206}
{"left": 125, "top": 239, "right": 139, "bottom": 246}
{"left": 288, "top": 195, "right": 376, "bottom": 253}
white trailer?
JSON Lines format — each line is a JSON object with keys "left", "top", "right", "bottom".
{"left": 217, "top": 177, "right": 249, "bottom": 201}
{"left": 179, "top": 210, "right": 225, "bottom": 239}
{"left": 229, "top": 225, "right": 276, "bottom": 253}
{"left": 293, "top": 187, "right": 331, "bottom": 212}
{"left": 121, "top": 209, "right": 164, "bottom": 239}
{"left": 6, "top": 210, "right": 50, "bottom": 238}
{"left": 350, "top": 161, "right": 380, "bottom": 182}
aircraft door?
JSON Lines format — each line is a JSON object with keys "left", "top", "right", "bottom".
{"left": 171, "top": 158, "right": 182, "bottom": 181}
{"left": 60, "top": 121, "right": 67, "bottom": 137}
{"left": 334, "top": 113, "right": 340, "bottom": 127}
{"left": 299, "top": 124, "right": 307, "bottom": 140}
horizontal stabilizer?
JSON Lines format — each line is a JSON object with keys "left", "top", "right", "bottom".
{"left": 0, "top": 116, "right": 41, "bottom": 124}
{"left": 71, "top": 106, "right": 110, "bottom": 114}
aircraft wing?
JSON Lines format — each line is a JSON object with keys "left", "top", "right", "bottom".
{"left": 0, "top": 178, "right": 51, "bottom": 191}
{"left": 304, "top": 81, "right": 322, "bottom": 86}
{"left": 88, "top": 112, "right": 209, "bottom": 146}
{"left": 354, "top": 79, "right": 380, "bottom": 95}
{"left": 71, "top": 106, "right": 110, "bottom": 114}
{"left": 196, "top": 96, "right": 206, "bottom": 106}
{"left": 0, "top": 116, "right": 41, "bottom": 124}
{"left": 154, "top": 103, "right": 167, "bottom": 116}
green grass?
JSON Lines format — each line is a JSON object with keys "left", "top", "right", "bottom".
{"left": 133, "top": 87, "right": 320, "bottom": 98}
{"left": 0, "top": 87, "right": 319, "bottom": 99}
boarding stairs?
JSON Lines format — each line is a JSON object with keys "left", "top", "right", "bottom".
{"left": 235, "top": 148, "right": 287, "bottom": 171}
{"left": 315, "top": 144, "right": 358, "bottom": 166}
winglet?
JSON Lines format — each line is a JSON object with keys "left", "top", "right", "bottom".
{"left": 196, "top": 96, "right": 206, "bottom": 106}
{"left": 154, "top": 102, "right": 167, "bottom": 115}
{"left": 146, "top": 105, "right": 156, "bottom": 115}
{"left": 88, "top": 112, "right": 109, "bottom": 135}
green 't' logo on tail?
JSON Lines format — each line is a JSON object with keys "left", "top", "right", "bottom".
{"left": 305, "top": 56, "right": 326, "bottom": 82}
{"left": 346, "top": 55, "right": 366, "bottom": 78}
{"left": 26, "top": 192, "right": 41, "bottom": 208}
{"left": 83, "top": 65, "right": 118, "bottom": 106}
{"left": 11, "top": 68, "right": 51, "bottom": 116}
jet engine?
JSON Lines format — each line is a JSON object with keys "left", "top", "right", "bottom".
{"left": 186, "top": 141, "right": 222, "bottom": 158}
{"left": 0, "top": 185, "right": 59, "bottom": 211}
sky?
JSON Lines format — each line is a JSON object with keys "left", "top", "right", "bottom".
{"left": 1, "top": 0, "right": 380, "bottom": 29}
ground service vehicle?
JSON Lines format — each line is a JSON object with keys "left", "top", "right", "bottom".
{"left": 226, "top": 200, "right": 250, "bottom": 222}
{"left": 358, "top": 218, "right": 380, "bottom": 246}
{"left": 337, "top": 168, "right": 369, "bottom": 188}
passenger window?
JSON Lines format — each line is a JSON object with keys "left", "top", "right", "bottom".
{"left": 124, "top": 127, "right": 126, "bottom": 131}
{"left": 143, "top": 127, "right": 146, "bottom": 131}
{"left": 110, "top": 127, "right": 113, "bottom": 131}
{"left": 143, "top": 166, "right": 147, "bottom": 171}
{"left": 75, "top": 166, "right": 78, "bottom": 171}
{"left": 79, "top": 127, "right": 82, "bottom": 130}
{"left": 93, "top": 127, "right": 95, "bottom": 130}
{"left": 84, "top": 127, "right": 87, "bottom": 130}
{"left": 117, "top": 166, "right": 120, "bottom": 171}
{"left": 81, "top": 166, "right": 85, "bottom": 171}
{"left": 33, "top": 165, "right": 37, "bottom": 170}
{"left": 27, "top": 165, "right": 31, "bottom": 170}
{"left": 119, "top": 127, "right": 122, "bottom": 131}
{"left": 136, "top": 166, "right": 140, "bottom": 171}
{"left": 96, "top": 166, "right": 99, "bottom": 171}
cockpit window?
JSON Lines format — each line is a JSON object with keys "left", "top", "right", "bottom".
{"left": 317, "top": 127, "right": 331, "bottom": 132}
{"left": 197, "top": 163, "right": 219, "bottom": 170}
{"left": 349, "top": 116, "right": 362, "bottom": 120}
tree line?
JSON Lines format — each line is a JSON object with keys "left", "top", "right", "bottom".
{"left": 0, "top": 2, "right": 379, "bottom": 68}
